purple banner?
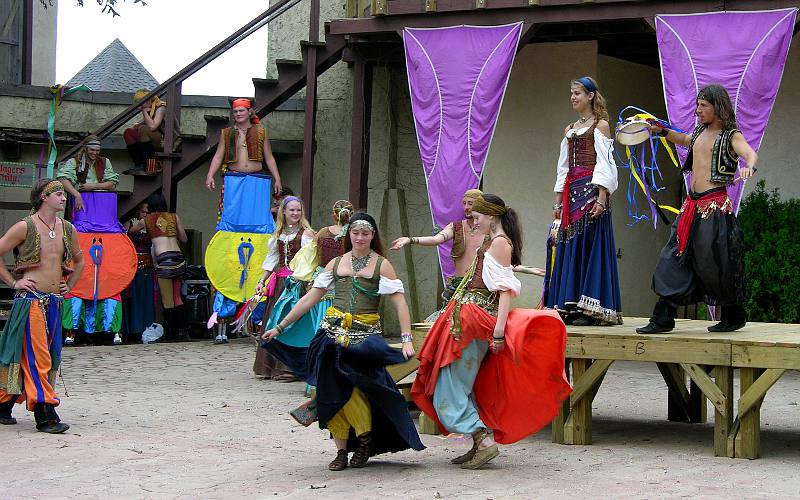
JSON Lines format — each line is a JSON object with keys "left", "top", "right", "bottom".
{"left": 72, "top": 191, "right": 125, "bottom": 233}
{"left": 404, "top": 23, "right": 522, "bottom": 279}
{"left": 656, "top": 9, "right": 797, "bottom": 212}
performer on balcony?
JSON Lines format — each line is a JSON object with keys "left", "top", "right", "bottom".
{"left": 412, "top": 194, "right": 571, "bottom": 469}
{"left": 262, "top": 212, "right": 424, "bottom": 471}
{"left": 0, "top": 179, "right": 85, "bottom": 433}
{"left": 637, "top": 84, "right": 757, "bottom": 334}
{"left": 545, "top": 76, "right": 622, "bottom": 326}
{"left": 253, "top": 196, "right": 314, "bottom": 380}
{"left": 123, "top": 89, "right": 166, "bottom": 172}
{"left": 57, "top": 136, "right": 120, "bottom": 212}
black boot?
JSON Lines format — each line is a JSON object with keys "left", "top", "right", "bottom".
{"left": 33, "top": 403, "right": 69, "bottom": 434}
{"left": 172, "top": 306, "right": 191, "bottom": 342}
{"left": 125, "top": 144, "right": 146, "bottom": 172}
{"left": 0, "top": 399, "right": 16, "bottom": 425}
{"left": 636, "top": 300, "right": 676, "bottom": 334}
{"left": 709, "top": 305, "right": 746, "bottom": 332}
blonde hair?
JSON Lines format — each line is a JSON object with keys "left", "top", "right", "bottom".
{"left": 571, "top": 77, "right": 609, "bottom": 123}
{"left": 273, "top": 196, "right": 312, "bottom": 237}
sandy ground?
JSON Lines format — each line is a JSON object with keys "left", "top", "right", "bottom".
{"left": 2, "top": 338, "right": 799, "bottom": 499}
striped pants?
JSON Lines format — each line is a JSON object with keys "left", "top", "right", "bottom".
{"left": 0, "top": 293, "right": 62, "bottom": 411}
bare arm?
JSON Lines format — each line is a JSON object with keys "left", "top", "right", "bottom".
{"left": 391, "top": 222, "right": 454, "bottom": 250}
{"left": 65, "top": 229, "right": 85, "bottom": 292}
{"left": 175, "top": 214, "right": 188, "bottom": 244}
{"left": 263, "top": 129, "right": 282, "bottom": 195}
{"left": 487, "top": 237, "right": 513, "bottom": 352}
{"left": 650, "top": 122, "right": 691, "bottom": 147}
{"left": 381, "top": 260, "right": 414, "bottom": 359}
{"left": 731, "top": 132, "right": 758, "bottom": 180}
{"left": 205, "top": 139, "right": 226, "bottom": 190}
{"left": 60, "top": 179, "right": 84, "bottom": 211}
{"left": 0, "top": 222, "right": 27, "bottom": 287}
{"left": 142, "top": 106, "right": 165, "bottom": 132}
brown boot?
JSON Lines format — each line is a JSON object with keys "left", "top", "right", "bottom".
{"left": 349, "top": 432, "right": 373, "bottom": 468}
{"left": 450, "top": 428, "right": 486, "bottom": 465}
{"left": 328, "top": 449, "right": 348, "bottom": 471}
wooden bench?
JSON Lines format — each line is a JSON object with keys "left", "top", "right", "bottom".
{"left": 554, "top": 317, "right": 800, "bottom": 459}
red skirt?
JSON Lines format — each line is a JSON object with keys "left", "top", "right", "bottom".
{"left": 411, "top": 301, "right": 572, "bottom": 444}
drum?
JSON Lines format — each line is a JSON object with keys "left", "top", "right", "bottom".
{"left": 615, "top": 118, "right": 652, "bottom": 146}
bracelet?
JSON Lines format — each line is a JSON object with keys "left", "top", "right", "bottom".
{"left": 492, "top": 336, "right": 505, "bottom": 343}
{"left": 401, "top": 333, "right": 413, "bottom": 343}
{"left": 11, "top": 279, "right": 17, "bottom": 289}
{"left": 410, "top": 237, "right": 418, "bottom": 245}
{"left": 596, "top": 200, "right": 606, "bottom": 208}
{"left": 275, "top": 324, "right": 284, "bottom": 334}
{"left": 658, "top": 129, "right": 669, "bottom": 137}
{"left": 552, "top": 203, "right": 563, "bottom": 210}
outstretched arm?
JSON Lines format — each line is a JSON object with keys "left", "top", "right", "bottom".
{"left": 391, "top": 222, "right": 454, "bottom": 250}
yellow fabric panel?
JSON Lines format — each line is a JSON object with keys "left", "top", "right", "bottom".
{"left": 205, "top": 231, "right": 272, "bottom": 302}
{"left": 289, "top": 242, "right": 320, "bottom": 282}
{"left": 326, "top": 388, "right": 372, "bottom": 440}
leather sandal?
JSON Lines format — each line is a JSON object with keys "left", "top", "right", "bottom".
{"left": 328, "top": 449, "right": 348, "bottom": 471}
{"left": 349, "top": 432, "right": 373, "bottom": 468}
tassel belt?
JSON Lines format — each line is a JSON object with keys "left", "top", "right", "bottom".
{"left": 456, "top": 288, "right": 499, "bottom": 316}
{"left": 322, "top": 306, "right": 382, "bottom": 346}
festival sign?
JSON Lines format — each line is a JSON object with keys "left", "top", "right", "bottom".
{"left": 0, "top": 162, "right": 37, "bottom": 188}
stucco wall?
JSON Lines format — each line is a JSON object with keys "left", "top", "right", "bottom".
{"left": 32, "top": 1, "right": 57, "bottom": 86}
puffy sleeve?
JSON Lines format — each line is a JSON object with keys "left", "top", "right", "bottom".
{"left": 553, "top": 137, "right": 569, "bottom": 192}
{"left": 312, "top": 270, "right": 335, "bottom": 290}
{"left": 56, "top": 158, "right": 78, "bottom": 185}
{"left": 301, "top": 233, "right": 314, "bottom": 247}
{"left": 260, "top": 236, "right": 279, "bottom": 271}
{"left": 591, "top": 129, "right": 618, "bottom": 195}
{"left": 482, "top": 252, "right": 521, "bottom": 296}
{"left": 102, "top": 158, "right": 120, "bottom": 188}
{"left": 378, "top": 277, "right": 405, "bottom": 295}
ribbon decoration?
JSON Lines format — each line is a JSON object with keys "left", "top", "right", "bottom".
{"left": 43, "top": 84, "right": 91, "bottom": 178}
{"left": 613, "top": 106, "right": 683, "bottom": 228}
{"left": 237, "top": 239, "right": 255, "bottom": 296}
{"left": 89, "top": 237, "right": 104, "bottom": 307}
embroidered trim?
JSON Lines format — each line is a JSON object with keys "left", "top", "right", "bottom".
{"left": 576, "top": 294, "right": 623, "bottom": 325}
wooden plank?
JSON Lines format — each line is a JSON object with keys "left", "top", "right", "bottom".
{"left": 567, "top": 337, "right": 730, "bottom": 365}
{"left": 712, "top": 366, "right": 733, "bottom": 457}
{"left": 551, "top": 360, "right": 570, "bottom": 444}
{"left": 418, "top": 412, "right": 440, "bottom": 435}
{"left": 733, "top": 368, "right": 770, "bottom": 459}
{"left": 657, "top": 362, "right": 691, "bottom": 422}
{"left": 569, "top": 359, "right": 613, "bottom": 409}
{"left": 564, "top": 358, "right": 591, "bottom": 445}
{"left": 732, "top": 345, "right": 800, "bottom": 369}
{"left": 737, "top": 368, "right": 784, "bottom": 419}
{"left": 679, "top": 363, "right": 727, "bottom": 418}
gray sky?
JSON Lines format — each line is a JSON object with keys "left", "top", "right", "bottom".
{"left": 56, "top": 0, "right": 270, "bottom": 97}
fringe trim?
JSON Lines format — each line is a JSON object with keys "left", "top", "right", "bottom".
{"left": 576, "top": 295, "right": 623, "bottom": 325}
{"left": 555, "top": 203, "right": 611, "bottom": 245}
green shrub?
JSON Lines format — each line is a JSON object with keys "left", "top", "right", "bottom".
{"left": 738, "top": 180, "right": 800, "bottom": 323}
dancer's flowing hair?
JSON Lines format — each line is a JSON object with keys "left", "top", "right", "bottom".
{"left": 571, "top": 76, "right": 609, "bottom": 123}
{"left": 477, "top": 193, "right": 523, "bottom": 267}
{"left": 273, "top": 196, "right": 312, "bottom": 237}
{"left": 697, "top": 84, "right": 738, "bottom": 130}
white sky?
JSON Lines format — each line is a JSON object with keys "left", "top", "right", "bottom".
{"left": 55, "top": 0, "right": 270, "bottom": 96}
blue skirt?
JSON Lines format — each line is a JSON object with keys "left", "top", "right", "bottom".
{"left": 544, "top": 210, "right": 623, "bottom": 324}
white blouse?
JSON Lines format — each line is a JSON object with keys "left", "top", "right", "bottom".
{"left": 554, "top": 127, "right": 618, "bottom": 195}
{"left": 312, "top": 270, "right": 405, "bottom": 295}
{"left": 261, "top": 232, "right": 314, "bottom": 271}
{"left": 481, "top": 252, "right": 521, "bottom": 297}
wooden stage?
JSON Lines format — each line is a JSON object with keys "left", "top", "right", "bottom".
{"left": 404, "top": 317, "right": 800, "bottom": 459}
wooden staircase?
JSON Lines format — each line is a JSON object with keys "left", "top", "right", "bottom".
{"left": 57, "top": 0, "right": 346, "bottom": 219}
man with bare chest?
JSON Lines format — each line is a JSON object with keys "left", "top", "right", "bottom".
{"left": 205, "top": 98, "right": 282, "bottom": 194}
{"left": 637, "top": 84, "right": 758, "bottom": 334}
{"left": 0, "top": 179, "right": 85, "bottom": 433}
{"left": 392, "top": 189, "right": 487, "bottom": 309}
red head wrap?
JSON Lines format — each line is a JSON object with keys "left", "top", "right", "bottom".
{"left": 231, "top": 98, "right": 259, "bottom": 124}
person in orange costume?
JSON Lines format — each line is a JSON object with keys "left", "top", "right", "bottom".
{"left": 0, "top": 179, "right": 85, "bottom": 433}
{"left": 411, "top": 193, "right": 572, "bottom": 469}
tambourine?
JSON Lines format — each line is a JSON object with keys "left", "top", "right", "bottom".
{"left": 614, "top": 117, "right": 652, "bottom": 146}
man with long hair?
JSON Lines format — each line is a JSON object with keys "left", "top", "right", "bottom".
{"left": 638, "top": 84, "right": 758, "bottom": 334}
{"left": 0, "top": 178, "right": 85, "bottom": 433}
{"left": 57, "top": 135, "right": 120, "bottom": 212}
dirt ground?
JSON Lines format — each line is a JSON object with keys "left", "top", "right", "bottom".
{"left": 2, "top": 338, "right": 799, "bottom": 499}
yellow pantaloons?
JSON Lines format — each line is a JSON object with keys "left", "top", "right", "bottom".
{"left": 327, "top": 388, "right": 371, "bottom": 440}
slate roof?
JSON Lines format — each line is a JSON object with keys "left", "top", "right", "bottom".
{"left": 66, "top": 38, "right": 159, "bottom": 92}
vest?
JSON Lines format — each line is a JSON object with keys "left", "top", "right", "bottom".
{"left": 567, "top": 122, "right": 597, "bottom": 171}
{"left": 317, "top": 227, "right": 345, "bottom": 266}
{"left": 221, "top": 126, "right": 266, "bottom": 168}
{"left": 277, "top": 230, "right": 303, "bottom": 269}
{"left": 73, "top": 154, "right": 107, "bottom": 185}
{"left": 683, "top": 125, "right": 740, "bottom": 184}
{"left": 12, "top": 216, "right": 75, "bottom": 279}
{"left": 331, "top": 255, "right": 383, "bottom": 315}
{"left": 144, "top": 212, "right": 178, "bottom": 238}
{"left": 450, "top": 220, "right": 466, "bottom": 260}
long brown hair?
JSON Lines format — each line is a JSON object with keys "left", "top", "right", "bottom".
{"left": 571, "top": 76, "right": 609, "bottom": 123}
{"left": 476, "top": 193, "right": 523, "bottom": 266}
{"left": 697, "top": 84, "right": 738, "bottom": 129}
{"left": 344, "top": 212, "right": 386, "bottom": 256}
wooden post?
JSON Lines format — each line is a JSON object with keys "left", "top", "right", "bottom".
{"left": 162, "top": 82, "right": 182, "bottom": 211}
{"left": 735, "top": 368, "right": 761, "bottom": 459}
{"left": 348, "top": 52, "right": 373, "bottom": 209}
{"left": 564, "top": 358, "right": 592, "bottom": 445}
{"left": 301, "top": 48, "right": 318, "bottom": 210}
{"left": 552, "top": 359, "right": 571, "bottom": 443}
{"left": 713, "top": 366, "right": 733, "bottom": 457}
